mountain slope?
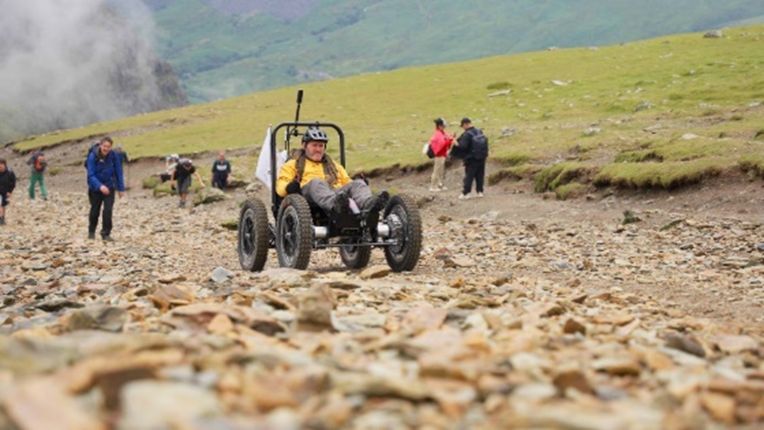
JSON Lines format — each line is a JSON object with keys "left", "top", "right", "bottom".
{"left": 146, "top": 0, "right": 764, "bottom": 102}
{"left": 12, "top": 25, "right": 764, "bottom": 192}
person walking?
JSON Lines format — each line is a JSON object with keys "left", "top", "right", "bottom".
{"left": 455, "top": 117, "right": 489, "bottom": 199}
{"left": 0, "top": 158, "right": 17, "bottom": 225}
{"left": 173, "top": 158, "right": 205, "bottom": 207}
{"left": 428, "top": 118, "right": 455, "bottom": 192}
{"left": 85, "top": 136, "right": 125, "bottom": 241}
{"left": 26, "top": 151, "right": 48, "bottom": 200}
{"left": 211, "top": 150, "right": 232, "bottom": 190}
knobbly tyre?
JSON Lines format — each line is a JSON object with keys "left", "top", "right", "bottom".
{"left": 237, "top": 90, "right": 422, "bottom": 272}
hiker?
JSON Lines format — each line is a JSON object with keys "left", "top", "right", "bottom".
{"left": 0, "top": 158, "right": 17, "bottom": 226}
{"left": 86, "top": 136, "right": 125, "bottom": 241}
{"left": 211, "top": 150, "right": 232, "bottom": 190}
{"left": 172, "top": 158, "right": 205, "bottom": 207}
{"left": 276, "top": 126, "right": 388, "bottom": 217}
{"left": 455, "top": 117, "right": 489, "bottom": 199}
{"left": 26, "top": 150, "right": 48, "bottom": 200}
{"left": 428, "top": 117, "right": 455, "bottom": 192}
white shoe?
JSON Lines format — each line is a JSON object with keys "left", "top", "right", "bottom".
{"left": 429, "top": 187, "right": 441, "bottom": 192}
{"left": 476, "top": 192, "right": 484, "bottom": 198}
{"left": 458, "top": 193, "right": 471, "bottom": 200}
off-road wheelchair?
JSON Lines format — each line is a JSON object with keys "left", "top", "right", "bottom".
{"left": 237, "top": 91, "right": 422, "bottom": 272}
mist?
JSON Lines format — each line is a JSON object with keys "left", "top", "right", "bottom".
{"left": 0, "top": 0, "right": 185, "bottom": 143}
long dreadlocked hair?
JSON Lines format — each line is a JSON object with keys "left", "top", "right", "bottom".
{"left": 293, "top": 149, "right": 339, "bottom": 187}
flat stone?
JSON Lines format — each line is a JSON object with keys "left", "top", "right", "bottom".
{"left": 210, "top": 266, "right": 233, "bottom": 283}
{"left": 665, "top": 332, "right": 706, "bottom": 357}
{"left": 360, "top": 265, "right": 391, "bottom": 280}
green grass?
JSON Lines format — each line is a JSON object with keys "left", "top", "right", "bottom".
{"left": 594, "top": 159, "right": 727, "bottom": 189}
{"left": 148, "top": 0, "right": 764, "bottom": 102}
{"left": 555, "top": 183, "right": 588, "bottom": 200}
{"left": 12, "top": 25, "right": 764, "bottom": 193}
{"left": 534, "top": 162, "right": 593, "bottom": 193}
{"left": 739, "top": 155, "right": 764, "bottom": 178}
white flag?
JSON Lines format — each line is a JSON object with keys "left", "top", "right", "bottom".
{"left": 254, "top": 127, "right": 287, "bottom": 190}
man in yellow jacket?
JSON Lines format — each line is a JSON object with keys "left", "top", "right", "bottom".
{"left": 276, "top": 126, "right": 388, "bottom": 216}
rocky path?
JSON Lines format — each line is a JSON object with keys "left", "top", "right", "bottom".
{"left": 0, "top": 177, "right": 763, "bottom": 428}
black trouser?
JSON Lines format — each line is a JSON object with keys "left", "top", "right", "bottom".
{"left": 88, "top": 190, "right": 115, "bottom": 237}
{"left": 463, "top": 158, "right": 486, "bottom": 194}
{"left": 212, "top": 173, "right": 228, "bottom": 189}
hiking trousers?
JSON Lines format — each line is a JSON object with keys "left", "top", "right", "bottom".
{"left": 29, "top": 172, "right": 47, "bottom": 199}
{"left": 88, "top": 190, "right": 115, "bottom": 237}
{"left": 302, "top": 179, "right": 372, "bottom": 213}
{"left": 431, "top": 157, "right": 446, "bottom": 189}
{"left": 462, "top": 158, "right": 486, "bottom": 195}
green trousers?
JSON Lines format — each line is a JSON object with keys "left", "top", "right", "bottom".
{"left": 29, "top": 172, "right": 47, "bottom": 199}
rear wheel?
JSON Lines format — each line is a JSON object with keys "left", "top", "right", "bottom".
{"left": 383, "top": 194, "right": 422, "bottom": 272}
{"left": 276, "top": 194, "right": 313, "bottom": 269}
{"left": 238, "top": 198, "right": 269, "bottom": 271}
{"left": 339, "top": 240, "right": 372, "bottom": 269}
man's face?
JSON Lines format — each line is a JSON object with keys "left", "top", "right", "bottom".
{"left": 305, "top": 140, "right": 326, "bottom": 162}
{"left": 0, "top": 163, "right": 6, "bottom": 173}
{"left": 100, "top": 141, "right": 112, "bottom": 156}
{"left": 218, "top": 151, "right": 225, "bottom": 161}
{"left": 461, "top": 123, "right": 470, "bottom": 130}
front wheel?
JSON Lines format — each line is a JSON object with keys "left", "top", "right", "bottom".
{"left": 238, "top": 198, "right": 269, "bottom": 271}
{"left": 276, "top": 194, "right": 313, "bottom": 269}
{"left": 383, "top": 194, "right": 422, "bottom": 272}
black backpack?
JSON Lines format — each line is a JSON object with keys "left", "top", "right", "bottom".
{"left": 83, "top": 143, "right": 100, "bottom": 168}
{"left": 426, "top": 144, "right": 435, "bottom": 159}
{"left": 470, "top": 129, "right": 489, "bottom": 160}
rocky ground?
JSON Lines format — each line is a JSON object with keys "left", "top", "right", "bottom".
{"left": 0, "top": 157, "right": 763, "bottom": 429}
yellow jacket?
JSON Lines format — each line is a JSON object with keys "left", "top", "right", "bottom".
{"left": 276, "top": 157, "right": 351, "bottom": 197}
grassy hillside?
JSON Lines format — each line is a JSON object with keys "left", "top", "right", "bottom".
{"left": 13, "top": 25, "right": 764, "bottom": 192}
{"left": 146, "top": 0, "right": 764, "bottom": 102}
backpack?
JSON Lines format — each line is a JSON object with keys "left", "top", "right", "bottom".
{"left": 83, "top": 143, "right": 100, "bottom": 168}
{"left": 426, "top": 143, "right": 435, "bottom": 159}
{"left": 469, "top": 129, "right": 489, "bottom": 160}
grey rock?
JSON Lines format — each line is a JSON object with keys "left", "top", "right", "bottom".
{"left": 703, "top": 30, "right": 723, "bottom": 38}
{"left": 210, "top": 266, "right": 233, "bottom": 283}
{"left": 64, "top": 305, "right": 127, "bottom": 332}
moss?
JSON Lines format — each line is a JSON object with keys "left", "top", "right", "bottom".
{"left": 534, "top": 162, "right": 591, "bottom": 193}
{"left": 554, "top": 182, "right": 587, "bottom": 200}
{"left": 614, "top": 149, "right": 663, "bottom": 163}
{"left": 739, "top": 155, "right": 764, "bottom": 178}
{"left": 496, "top": 152, "right": 531, "bottom": 167}
{"left": 594, "top": 159, "right": 726, "bottom": 189}
{"left": 48, "top": 167, "right": 62, "bottom": 176}
{"left": 486, "top": 81, "right": 512, "bottom": 90}
{"left": 142, "top": 175, "right": 161, "bottom": 189}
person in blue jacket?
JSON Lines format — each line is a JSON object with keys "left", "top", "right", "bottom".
{"left": 86, "top": 136, "right": 125, "bottom": 241}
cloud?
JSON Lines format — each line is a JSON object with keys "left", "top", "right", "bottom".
{"left": 0, "top": 0, "right": 177, "bottom": 141}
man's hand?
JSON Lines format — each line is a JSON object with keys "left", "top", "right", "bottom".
{"left": 100, "top": 185, "right": 110, "bottom": 195}
{"left": 286, "top": 180, "right": 301, "bottom": 195}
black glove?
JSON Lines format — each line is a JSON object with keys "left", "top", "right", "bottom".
{"left": 286, "top": 180, "right": 301, "bottom": 195}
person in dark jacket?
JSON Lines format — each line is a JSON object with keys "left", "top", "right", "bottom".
{"left": 172, "top": 158, "right": 205, "bottom": 208}
{"left": 211, "top": 150, "right": 232, "bottom": 190}
{"left": 0, "top": 158, "right": 17, "bottom": 225}
{"left": 86, "top": 136, "right": 125, "bottom": 241}
{"left": 455, "top": 117, "right": 489, "bottom": 199}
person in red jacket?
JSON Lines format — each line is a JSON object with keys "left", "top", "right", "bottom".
{"left": 429, "top": 117, "right": 455, "bottom": 192}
